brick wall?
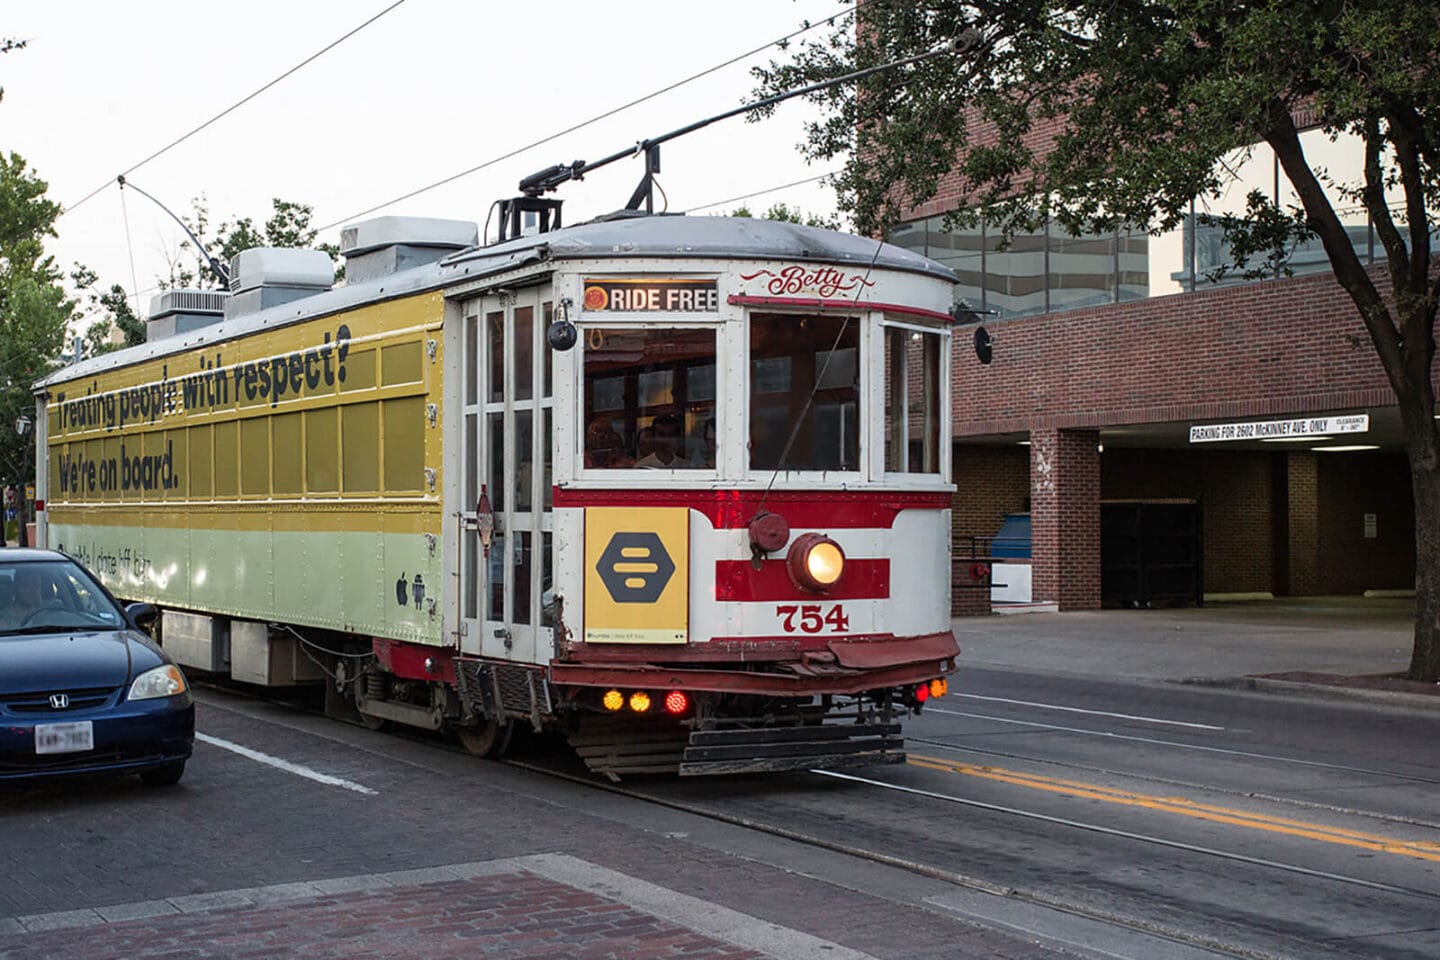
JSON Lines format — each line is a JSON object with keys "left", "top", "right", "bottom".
{"left": 1286, "top": 452, "right": 1320, "bottom": 595}
{"left": 1030, "top": 429, "right": 1100, "bottom": 609}
{"left": 949, "top": 444, "right": 1028, "bottom": 616}
{"left": 952, "top": 444, "right": 1030, "bottom": 547}
{"left": 951, "top": 270, "right": 1396, "bottom": 437}
{"left": 1101, "top": 449, "right": 1274, "bottom": 594}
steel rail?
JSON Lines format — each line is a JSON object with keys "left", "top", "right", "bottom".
{"left": 906, "top": 735, "right": 1440, "bottom": 833}
{"left": 920, "top": 706, "right": 1440, "bottom": 785}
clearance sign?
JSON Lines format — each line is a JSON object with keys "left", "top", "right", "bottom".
{"left": 584, "top": 507, "right": 689, "bottom": 644}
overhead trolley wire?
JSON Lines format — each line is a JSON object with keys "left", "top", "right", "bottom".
{"left": 315, "top": 1, "right": 868, "bottom": 233}
{"left": 62, "top": 0, "right": 410, "bottom": 216}
{"left": 684, "top": 171, "right": 839, "bottom": 214}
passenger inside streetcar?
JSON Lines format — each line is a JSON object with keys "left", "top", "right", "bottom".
{"left": 584, "top": 417, "right": 633, "bottom": 468}
{"left": 636, "top": 414, "right": 683, "bottom": 468}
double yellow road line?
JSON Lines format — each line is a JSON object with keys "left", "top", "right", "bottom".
{"left": 908, "top": 754, "right": 1440, "bottom": 863}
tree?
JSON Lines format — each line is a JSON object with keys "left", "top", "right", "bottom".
{"left": 75, "top": 195, "right": 339, "bottom": 354}
{"left": 71, "top": 265, "right": 144, "bottom": 357}
{"left": 730, "top": 201, "right": 843, "bottom": 231}
{"left": 0, "top": 152, "right": 73, "bottom": 506}
{"left": 759, "top": 2, "right": 1440, "bottom": 680}
{"left": 0, "top": 36, "right": 26, "bottom": 103}
{"left": 164, "top": 196, "right": 341, "bottom": 291}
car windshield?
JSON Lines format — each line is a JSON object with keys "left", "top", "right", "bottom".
{"left": 0, "top": 559, "right": 126, "bottom": 635}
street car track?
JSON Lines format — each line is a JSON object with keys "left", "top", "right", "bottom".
{"left": 906, "top": 736, "right": 1440, "bottom": 831}
{"left": 196, "top": 683, "right": 1440, "bottom": 959}
{"left": 914, "top": 709, "right": 1440, "bottom": 786}
{"left": 495, "top": 756, "right": 1440, "bottom": 960}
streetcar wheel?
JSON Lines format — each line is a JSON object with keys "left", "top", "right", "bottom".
{"left": 458, "top": 718, "right": 513, "bottom": 758}
{"left": 358, "top": 711, "right": 388, "bottom": 731}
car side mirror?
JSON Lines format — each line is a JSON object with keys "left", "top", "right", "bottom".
{"left": 126, "top": 602, "right": 159, "bottom": 633}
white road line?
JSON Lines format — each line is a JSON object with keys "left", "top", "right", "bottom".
{"left": 933, "top": 697, "right": 1225, "bottom": 730}
{"left": 195, "top": 732, "right": 377, "bottom": 795}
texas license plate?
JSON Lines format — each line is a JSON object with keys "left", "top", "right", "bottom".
{"left": 35, "top": 721, "right": 94, "bottom": 755}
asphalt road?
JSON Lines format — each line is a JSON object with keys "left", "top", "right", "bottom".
{"left": 2, "top": 666, "right": 1437, "bottom": 960}
{"left": 639, "top": 666, "right": 1440, "bottom": 959}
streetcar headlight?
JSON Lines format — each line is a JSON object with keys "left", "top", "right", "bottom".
{"left": 602, "top": 689, "right": 625, "bottom": 711}
{"left": 786, "top": 533, "right": 846, "bottom": 593}
{"left": 628, "top": 691, "right": 652, "bottom": 713}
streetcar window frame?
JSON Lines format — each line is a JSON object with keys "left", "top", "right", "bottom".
{"left": 881, "top": 320, "right": 946, "bottom": 476}
{"left": 577, "top": 324, "right": 721, "bottom": 475}
{"left": 747, "top": 312, "right": 864, "bottom": 475}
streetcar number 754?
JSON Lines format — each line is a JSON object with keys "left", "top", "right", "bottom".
{"left": 776, "top": 603, "right": 849, "bottom": 633}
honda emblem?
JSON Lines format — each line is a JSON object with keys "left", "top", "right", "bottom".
{"left": 49, "top": 693, "right": 69, "bottom": 710}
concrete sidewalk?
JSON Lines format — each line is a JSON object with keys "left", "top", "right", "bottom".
{"left": 951, "top": 596, "right": 1439, "bottom": 709}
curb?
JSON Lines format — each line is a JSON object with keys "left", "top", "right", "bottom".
{"left": 1178, "top": 675, "right": 1440, "bottom": 711}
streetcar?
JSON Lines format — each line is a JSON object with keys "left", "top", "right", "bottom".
{"left": 32, "top": 204, "right": 959, "bottom": 777}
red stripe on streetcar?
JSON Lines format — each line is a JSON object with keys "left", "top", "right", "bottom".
{"left": 714, "top": 558, "right": 890, "bottom": 601}
{"left": 727, "top": 294, "right": 955, "bottom": 324}
{"left": 551, "top": 488, "right": 952, "bottom": 529}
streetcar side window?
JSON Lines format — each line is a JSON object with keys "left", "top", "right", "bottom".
{"left": 581, "top": 328, "right": 717, "bottom": 470}
{"left": 884, "top": 326, "right": 943, "bottom": 474}
{"left": 749, "top": 313, "right": 861, "bottom": 472}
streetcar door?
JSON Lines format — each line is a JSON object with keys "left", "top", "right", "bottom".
{"left": 459, "top": 290, "right": 555, "bottom": 663}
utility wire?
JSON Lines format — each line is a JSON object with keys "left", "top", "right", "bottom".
{"left": 315, "top": 1, "right": 865, "bottom": 233}
{"left": 684, "top": 171, "right": 838, "bottom": 214}
{"left": 62, "top": 0, "right": 410, "bottom": 216}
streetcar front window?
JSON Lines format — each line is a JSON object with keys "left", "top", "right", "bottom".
{"left": 884, "top": 326, "right": 943, "bottom": 474}
{"left": 581, "top": 327, "right": 717, "bottom": 470}
{"left": 749, "top": 313, "right": 861, "bottom": 472}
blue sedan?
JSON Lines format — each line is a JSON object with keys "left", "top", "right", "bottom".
{"left": 0, "top": 549, "right": 194, "bottom": 786}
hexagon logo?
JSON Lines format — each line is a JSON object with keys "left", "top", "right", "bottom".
{"left": 596, "top": 532, "right": 675, "bottom": 603}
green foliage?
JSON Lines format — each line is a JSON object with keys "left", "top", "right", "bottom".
{"left": 165, "top": 196, "right": 341, "bottom": 290}
{"left": 729, "top": 201, "right": 843, "bottom": 230}
{"left": 71, "top": 265, "right": 144, "bottom": 357}
{"left": 762, "top": 1, "right": 1440, "bottom": 679}
{"left": 1, "top": 36, "right": 26, "bottom": 103}
{"left": 0, "top": 153, "right": 72, "bottom": 481}
{"left": 756, "top": 2, "right": 1439, "bottom": 254}
{"left": 75, "top": 195, "right": 341, "bottom": 356}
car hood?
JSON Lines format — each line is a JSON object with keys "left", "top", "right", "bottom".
{"left": 0, "top": 631, "right": 159, "bottom": 693}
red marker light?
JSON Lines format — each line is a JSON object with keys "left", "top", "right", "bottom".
{"left": 664, "top": 690, "right": 690, "bottom": 715}
{"left": 914, "top": 683, "right": 929, "bottom": 703}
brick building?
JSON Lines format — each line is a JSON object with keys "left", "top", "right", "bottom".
{"left": 890, "top": 133, "right": 1418, "bottom": 612}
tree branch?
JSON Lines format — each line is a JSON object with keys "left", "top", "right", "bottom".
{"left": 1266, "top": 100, "right": 1404, "bottom": 379}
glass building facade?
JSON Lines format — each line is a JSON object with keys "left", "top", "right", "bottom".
{"left": 890, "top": 129, "right": 1403, "bottom": 319}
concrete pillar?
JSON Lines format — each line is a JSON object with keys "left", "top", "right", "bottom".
{"left": 1030, "top": 428, "right": 1101, "bottom": 610}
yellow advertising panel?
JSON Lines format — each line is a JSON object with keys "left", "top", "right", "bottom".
{"left": 44, "top": 293, "right": 440, "bottom": 507}
{"left": 584, "top": 507, "right": 689, "bottom": 644}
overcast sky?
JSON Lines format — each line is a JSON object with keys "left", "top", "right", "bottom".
{"left": 4, "top": 0, "right": 847, "bottom": 315}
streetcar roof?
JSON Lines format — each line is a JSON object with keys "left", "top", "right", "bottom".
{"left": 448, "top": 213, "right": 956, "bottom": 282}
{"left": 36, "top": 215, "right": 954, "bottom": 388}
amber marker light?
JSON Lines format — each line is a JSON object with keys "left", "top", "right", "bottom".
{"left": 602, "top": 689, "right": 625, "bottom": 711}
{"left": 929, "top": 678, "right": 948, "bottom": 699}
{"left": 786, "top": 533, "right": 846, "bottom": 593}
{"left": 629, "top": 691, "right": 652, "bottom": 713}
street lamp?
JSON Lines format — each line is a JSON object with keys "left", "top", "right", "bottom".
{"left": 14, "top": 414, "right": 31, "bottom": 548}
